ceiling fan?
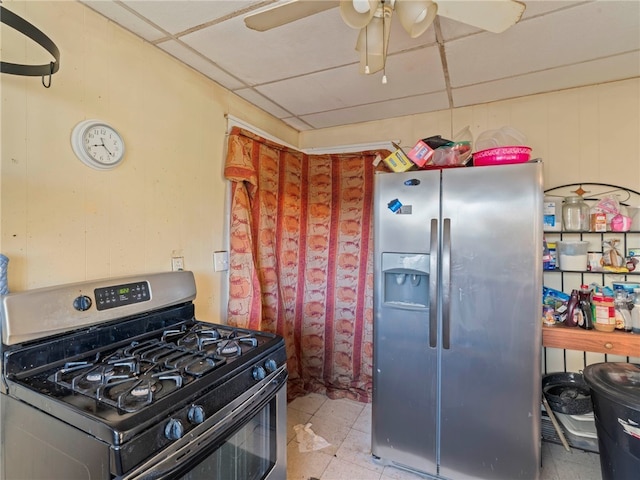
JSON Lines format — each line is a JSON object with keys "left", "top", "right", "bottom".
{"left": 244, "top": 0, "right": 526, "bottom": 78}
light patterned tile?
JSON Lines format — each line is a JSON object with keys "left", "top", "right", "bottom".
{"left": 289, "top": 394, "right": 602, "bottom": 480}
{"left": 314, "top": 397, "right": 365, "bottom": 427}
{"left": 287, "top": 406, "right": 312, "bottom": 443}
{"left": 544, "top": 442, "right": 602, "bottom": 480}
{"left": 334, "top": 428, "right": 385, "bottom": 475}
{"left": 300, "top": 416, "right": 351, "bottom": 456}
{"left": 288, "top": 392, "right": 327, "bottom": 415}
{"left": 286, "top": 439, "right": 333, "bottom": 480}
{"left": 321, "top": 456, "right": 382, "bottom": 480}
{"left": 381, "top": 464, "right": 430, "bottom": 480}
{"left": 352, "top": 402, "right": 372, "bottom": 434}
{"left": 541, "top": 442, "right": 561, "bottom": 480}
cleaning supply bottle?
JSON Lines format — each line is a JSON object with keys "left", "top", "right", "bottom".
{"left": 578, "top": 284, "right": 594, "bottom": 330}
{"left": 564, "top": 289, "right": 580, "bottom": 327}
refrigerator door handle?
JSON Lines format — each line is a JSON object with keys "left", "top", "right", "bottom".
{"left": 429, "top": 218, "right": 438, "bottom": 348}
{"left": 442, "top": 218, "right": 452, "bottom": 350}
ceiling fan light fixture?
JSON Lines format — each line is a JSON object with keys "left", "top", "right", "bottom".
{"left": 340, "top": 0, "right": 379, "bottom": 29}
{"left": 355, "top": 13, "right": 391, "bottom": 55}
{"left": 396, "top": 0, "right": 437, "bottom": 38}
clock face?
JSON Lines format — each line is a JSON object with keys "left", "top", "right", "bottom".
{"left": 71, "top": 120, "right": 125, "bottom": 170}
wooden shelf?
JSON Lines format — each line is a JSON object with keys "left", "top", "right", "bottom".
{"left": 542, "top": 325, "right": 640, "bottom": 357}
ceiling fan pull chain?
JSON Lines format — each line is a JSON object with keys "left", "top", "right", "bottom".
{"left": 381, "top": 5, "right": 388, "bottom": 84}
{"left": 364, "top": 24, "right": 370, "bottom": 74}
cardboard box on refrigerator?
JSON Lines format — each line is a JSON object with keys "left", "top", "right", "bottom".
{"left": 407, "top": 140, "right": 435, "bottom": 167}
{"left": 382, "top": 149, "right": 413, "bottom": 172}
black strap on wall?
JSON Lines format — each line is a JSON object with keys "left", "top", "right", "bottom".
{"left": 1, "top": 6, "right": 60, "bottom": 88}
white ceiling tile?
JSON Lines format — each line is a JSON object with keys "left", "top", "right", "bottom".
{"left": 301, "top": 91, "right": 450, "bottom": 129}
{"left": 447, "top": 1, "right": 640, "bottom": 88}
{"left": 436, "top": 0, "right": 584, "bottom": 41}
{"left": 180, "top": 9, "right": 358, "bottom": 85}
{"left": 520, "top": 1, "right": 585, "bottom": 19}
{"left": 255, "top": 47, "right": 446, "bottom": 116}
{"left": 81, "top": 0, "right": 167, "bottom": 41}
{"left": 157, "top": 40, "right": 247, "bottom": 90}
{"left": 79, "top": 0, "right": 640, "bottom": 131}
{"left": 452, "top": 51, "right": 640, "bottom": 107}
{"left": 122, "top": 0, "right": 263, "bottom": 35}
{"left": 281, "top": 117, "right": 314, "bottom": 131}
{"left": 233, "top": 88, "right": 293, "bottom": 118}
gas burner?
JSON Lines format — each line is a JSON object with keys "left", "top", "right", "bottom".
{"left": 214, "top": 332, "right": 259, "bottom": 357}
{"left": 46, "top": 317, "right": 270, "bottom": 412}
{"left": 183, "top": 355, "right": 225, "bottom": 377}
{"left": 97, "top": 367, "right": 185, "bottom": 412}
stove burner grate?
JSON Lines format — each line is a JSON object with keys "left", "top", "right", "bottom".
{"left": 46, "top": 323, "right": 263, "bottom": 412}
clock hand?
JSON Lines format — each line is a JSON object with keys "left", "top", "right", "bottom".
{"left": 99, "top": 138, "right": 114, "bottom": 156}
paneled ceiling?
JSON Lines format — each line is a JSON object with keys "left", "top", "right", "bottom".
{"left": 81, "top": 0, "right": 640, "bottom": 131}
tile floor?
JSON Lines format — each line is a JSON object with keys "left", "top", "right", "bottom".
{"left": 286, "top": 393, "right": 602, "bottom": 480}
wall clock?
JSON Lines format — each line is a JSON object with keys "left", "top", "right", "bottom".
{"left": 71, "top": 119, "right": 125, "bottom": 170}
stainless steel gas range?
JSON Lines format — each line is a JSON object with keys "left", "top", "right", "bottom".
{"left": 0, "top": 271, "right": 287, "bottom": 480}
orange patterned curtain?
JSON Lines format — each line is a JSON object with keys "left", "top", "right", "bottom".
{"left": 224, "top": 127, "right": 388, "bottom": 402}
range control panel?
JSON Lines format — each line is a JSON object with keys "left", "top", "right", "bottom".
{"left": 94, "top": 281, "right": 150, "bottom": 311}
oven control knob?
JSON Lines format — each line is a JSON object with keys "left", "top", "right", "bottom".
{"left": 73, "top": 295, "right": 92, "bottom": 312}
{"left": 164, "top": 418, "right": 184, "bottom": 441}
{"left": 264, "top": 359, "right": 278, "bottom": 373}
{"left": 188, "top": 405, "right": 206, "bottom": 425}
{"left": 252, "top": 365, "right": 266, "bottom": 381}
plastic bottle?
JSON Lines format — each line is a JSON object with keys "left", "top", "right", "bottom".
{"left": 593, "top": 294, "right": 616, "bottom": 332}
{"left": 632, "top": 288, "right": 640, "bottom": 334}
{"left": 577, "top": 284, "right": 594, "bottom": 330}
{"left": 614, "top": 287, "right": 632, "bottom": 331}
{"left": 564, "top": 289, "right": 580, "bottom": 327}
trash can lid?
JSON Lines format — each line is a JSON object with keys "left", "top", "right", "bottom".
{"left": 583, "top": 362, "right": 640, "bottom": 411}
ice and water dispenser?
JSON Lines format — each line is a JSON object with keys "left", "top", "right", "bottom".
{"left": 381, "top": 253, "right": 430, "bottom": 308}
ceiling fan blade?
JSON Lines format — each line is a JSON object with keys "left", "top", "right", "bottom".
{"left": 435, "top": 0, "right": 526, "bottom": 33}
{"left": 244, "top": 0, "right": 339, "bottom": 32}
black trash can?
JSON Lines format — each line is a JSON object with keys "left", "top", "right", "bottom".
{"left": 584, "top": 362, "right": 640, "bottom": 480}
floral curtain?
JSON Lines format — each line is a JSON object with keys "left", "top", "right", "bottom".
{"left": 224, "top": 127, "right": 389, "bottom": 402}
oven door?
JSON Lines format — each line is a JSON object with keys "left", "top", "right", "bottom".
{"left": 120, "top": 367, "right": 287, "bottom": 480}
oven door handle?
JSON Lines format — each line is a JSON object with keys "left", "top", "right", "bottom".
{"left": 117, "top": 366, "right": 287, "bottom": 480}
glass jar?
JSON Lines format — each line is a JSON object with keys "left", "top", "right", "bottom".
{"left": 562, "top": 196, "right": 590, "bottom": 231}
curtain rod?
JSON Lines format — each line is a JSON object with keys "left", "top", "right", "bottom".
{"left": 225, "top": 114, "right": 397, "bottom": 154}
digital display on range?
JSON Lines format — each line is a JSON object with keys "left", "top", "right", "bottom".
{"left": 95, "top": 281, "right": 150, "bottom": 311}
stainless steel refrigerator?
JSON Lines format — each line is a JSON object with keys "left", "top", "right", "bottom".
{"left": 372, "top": 161, "right": 543, "bottom": 479}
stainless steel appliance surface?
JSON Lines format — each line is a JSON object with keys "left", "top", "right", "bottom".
{"left": 372, "top": 161, "right": 543, "bottom": 479}
{"left": 0, "top": 271, "right": 287, "bottom": 480}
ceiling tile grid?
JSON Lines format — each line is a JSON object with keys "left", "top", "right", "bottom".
{"left": 80, "top": 0, "right": 640, "bottom": 131}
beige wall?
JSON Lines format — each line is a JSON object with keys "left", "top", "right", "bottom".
{"left": 0, "top": 0, "right": 297, "bottom": 322}
{"left": 2, "top": 0, "right": 639, "bottom": 340}
{"left": 301, "top": 78, "right": 640, "bottom": 192}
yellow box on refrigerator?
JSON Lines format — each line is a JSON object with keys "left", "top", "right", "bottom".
{"left": 382, "top": 149, "right": 413, "bottom": 172}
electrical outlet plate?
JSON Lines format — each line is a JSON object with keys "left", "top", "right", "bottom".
{"left": 171, "top": 256, "right": 184, "bottom": 271}
{"left": 213, "top": 251, "right": 229, "bottom": 272}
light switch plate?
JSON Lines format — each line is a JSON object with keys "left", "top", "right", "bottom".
{"left": 213, "top": 251, "right": 229, "bottom": 272}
